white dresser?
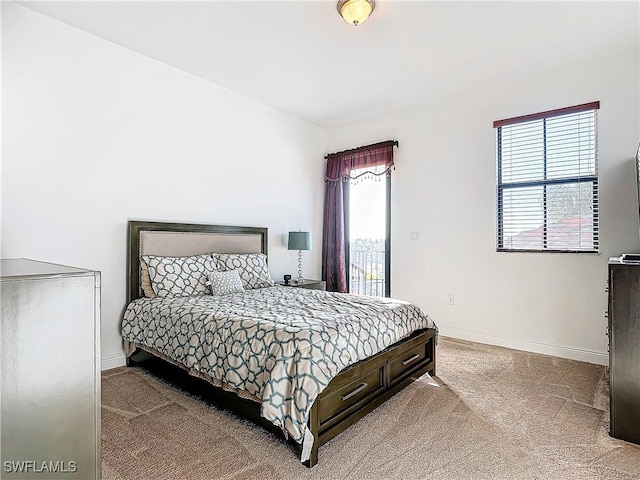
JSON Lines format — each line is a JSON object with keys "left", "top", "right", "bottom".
{"left": 1, "top": 259, "right": 101, "bottom": 479}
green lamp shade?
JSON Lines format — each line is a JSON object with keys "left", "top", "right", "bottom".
{"left": 288, "top": 231, "right": 312, "bottom": 251}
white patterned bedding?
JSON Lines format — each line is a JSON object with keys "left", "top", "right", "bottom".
{"left": 121, "top": 285, "right": 436, "bottom": 456}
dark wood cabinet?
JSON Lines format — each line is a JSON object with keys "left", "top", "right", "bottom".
{"left": 608, "top": 258, "right": 640, "bottom": 445}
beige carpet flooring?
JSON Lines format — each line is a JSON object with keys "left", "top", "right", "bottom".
{"left": 101, "top": 337, "right": 640, "bottom": 480}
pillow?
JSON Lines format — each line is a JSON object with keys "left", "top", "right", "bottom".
{"left": 207, "top": 270, "right": 245, "bottom": 296}
{"left": 212, "top": 253, "right": 274, "bottom": 290}
{"left": 142, "top": 254, "right": 217, "bottom": 298}
{"left": 140, "top": 260, "right": 156, "bottom": 298}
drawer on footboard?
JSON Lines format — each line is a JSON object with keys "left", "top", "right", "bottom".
{"left": 388, "top": 334, "right": 434, "bottom": 386}
{"left": 317, "top": 365, "right": 385, "bottom": 430}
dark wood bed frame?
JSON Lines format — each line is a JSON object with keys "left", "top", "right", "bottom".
{"left": 125, "top": 220, "right": 437, "bottom": 467}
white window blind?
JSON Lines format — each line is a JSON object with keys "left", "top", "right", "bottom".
{"left": 495, "top": 102, "right": 599, "bottom": 253}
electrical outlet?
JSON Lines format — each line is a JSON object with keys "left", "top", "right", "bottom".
{"left": 447, "top": 294, "right": 455, "bottom": 306}
{"left": 410, "top": 231, "right": 420, "bottom": 241}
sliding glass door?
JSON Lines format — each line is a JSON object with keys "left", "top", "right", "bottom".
{"left": 346, "top": 168, "right": 390, "bottom": 297}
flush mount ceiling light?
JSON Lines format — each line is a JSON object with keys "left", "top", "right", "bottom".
{"left": 337, "top": 0, "right": 376, "bottom": 26}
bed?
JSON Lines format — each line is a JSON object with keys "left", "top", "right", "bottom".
{"left": 122, "top": 220, "right": 437, "bottom": 467}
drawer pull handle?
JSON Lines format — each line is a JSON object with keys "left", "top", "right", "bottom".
{"left": 402, "top": 353, "right": 421, "bottom": 366}
{"left": 341, "top": 382, "right": 368, "bottom": 402}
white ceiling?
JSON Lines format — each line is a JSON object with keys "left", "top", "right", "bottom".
{"left": 19, "top": 1, "right": 640, "bottom": 128}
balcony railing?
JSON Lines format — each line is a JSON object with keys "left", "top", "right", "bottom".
{"left": 349, "top": 248, "right": 386, "bottom": 297}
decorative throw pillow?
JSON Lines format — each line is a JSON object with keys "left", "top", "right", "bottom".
{"left": 207, "top": 270, "right": 245, "bottom": 296}
{"left": 212, "top": 253, "right": 274, "bottom": 290}
{"left": 140, "top": 260, "right": 156, "bottom": 298}
{"left": 142, "top": 254, "right": 217, "bottom": 298}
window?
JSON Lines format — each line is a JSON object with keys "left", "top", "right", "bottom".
{"left": 494, "top": 101, "right": 599, "bottom": 253}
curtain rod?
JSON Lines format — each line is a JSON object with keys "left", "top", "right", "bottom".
{"left": 324, "top": 140, "right": 398, "bottom": 160}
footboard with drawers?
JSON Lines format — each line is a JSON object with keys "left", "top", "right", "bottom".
{"left": 307, "top": 329, "right": 436, "bottom": 466}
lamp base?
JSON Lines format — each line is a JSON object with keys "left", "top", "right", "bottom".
{"left": 297, "top": 250, "right": 304, "bottom": 285}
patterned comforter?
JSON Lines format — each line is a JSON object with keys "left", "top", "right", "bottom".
{"left": 121, "top": 285, "right": 436, "bottom": 456}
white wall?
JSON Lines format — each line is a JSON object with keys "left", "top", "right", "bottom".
{"left": 1, "top": 3, "right": 327, "bottom": 368}
{"left": 328, "top": 49, "right": 640, "bottom": 365}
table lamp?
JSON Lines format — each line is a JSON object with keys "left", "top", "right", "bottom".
{"left": 288, "top": 231, "right": 311, "bottom": 284}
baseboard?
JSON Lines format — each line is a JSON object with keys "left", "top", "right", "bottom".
{"left": 101, "top": 352, "right": 127, "bottom": 370}
{"left": 438, "top": 325, "right": 609, "bottom": 366}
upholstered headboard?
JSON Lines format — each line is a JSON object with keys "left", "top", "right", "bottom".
{"left": 126, "top": 221, "right": 268, "bottom": 303}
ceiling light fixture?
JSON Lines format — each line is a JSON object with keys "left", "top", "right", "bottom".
{"left": 337, "top": 0, "right": 376, "bottom": 26}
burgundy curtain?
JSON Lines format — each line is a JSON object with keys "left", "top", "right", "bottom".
{"left": 322, "top": 155, "right": 349, "bottom": 293}
{"left": 322, "top": 140, "right": 396, "bottom": 292}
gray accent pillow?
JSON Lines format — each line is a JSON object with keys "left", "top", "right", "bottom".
{"left": 142, "top": 254, "right": 217, "bottom": 298}
{"left": 207, "top": 270, "right": 245, "bottom": 296}
{"left": 212, "top": 253, "right": 274, "bottom": 289}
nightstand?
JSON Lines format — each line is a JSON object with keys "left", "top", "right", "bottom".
{"left": 277, "top": 279, "right": 326, "bottom": 291}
